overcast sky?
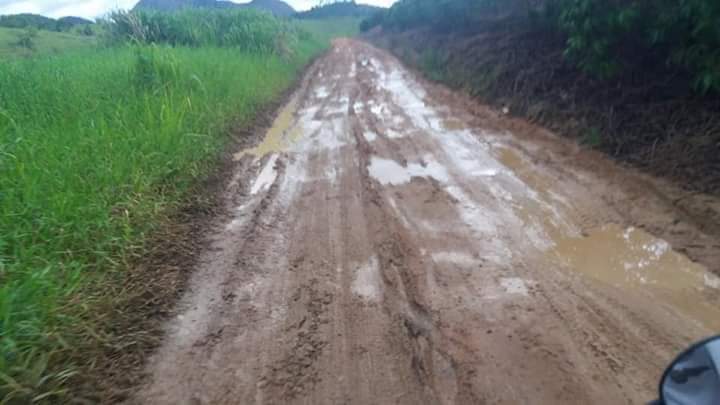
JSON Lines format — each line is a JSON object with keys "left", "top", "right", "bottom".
{"left": 0, "top": 0, "right": 395, "bottom": 19}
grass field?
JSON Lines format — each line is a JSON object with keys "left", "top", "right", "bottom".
{"left": 0, "top": 11, "right": 357, "bottom": 402}
{"left": 0, "top": 27, "right": 96, "bottom": 58}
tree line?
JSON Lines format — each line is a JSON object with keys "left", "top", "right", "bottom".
{"left": 362, "top": 0, "right": 720, "bottom": 93}
{"left": 0, "top": 13, "right": 94, "bottom": 33}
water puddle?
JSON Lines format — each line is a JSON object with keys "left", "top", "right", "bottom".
{"left": 549, "top": 224, "right": 720, "bottom": 329}
{"left": 352, "top": 256, "right": 381, "bottom": 301}
{"left": 367, "top": 156, "right": 449, "bottom": 186}
{"left": 432, "top": 251, "right": 479, "bottom": 268}
{"left": 233, "top": 95, "right": 301, "bottom": 161}
{"left": 386, "top": 128, "right": 404, "bottom": 139}
{"left": 500, "top": 277, "right": 530, "bottom": 296}
{"left": 494, "top": 146, "right": 720, "bottom": 329}
{"left": 250, "top": 154, "right": 279, "bottom": 195}
{"left": 315, "top": 86, "right": 329, "bottom": 99}
{"left": 488, "top": 146, "right": 574, "bottom": 250}
{"left": 442, "top": 118, "right": 466, "bottom": 131}
{"left": 495, "top": 147, "right": 555, "bottom": 196}
{"left": 363, "top": 131, "right": 378, "bottom": 143}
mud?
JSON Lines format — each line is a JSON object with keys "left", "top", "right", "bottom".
{"left": 135, "top": 39, "right": 720, "bottom": 404}
{"left": 234, "top": 94, "right": 302, "bottom": 161}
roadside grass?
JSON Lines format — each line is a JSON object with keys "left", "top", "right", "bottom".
{"left": 0, "top": 14, "right": 354, "bottom": 401}
{"left": 0, "top": 27, "right": 96, "bottom": 58}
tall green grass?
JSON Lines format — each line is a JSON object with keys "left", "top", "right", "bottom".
{"left": 0, "top": 9, "right": 352, "bottom": 401}
{"left": 105, "top": 9, "right": 296, "bottom": 52}
{"left": 0, "top": 27, "right": 96, "bottom": 58}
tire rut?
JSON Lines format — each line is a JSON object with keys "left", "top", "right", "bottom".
{"left": 135, "top": 39, "right": 720, "bottom": 405}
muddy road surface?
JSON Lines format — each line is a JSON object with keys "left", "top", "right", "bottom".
{"left": 136, "top": 40, "right": 720, "bottom": 404}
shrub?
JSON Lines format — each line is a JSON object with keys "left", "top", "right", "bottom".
{"left": 14, "top": 27, "right": 38, "bottom": 50}
{"left": 557, "top": 0, "right": 720, "bottom": 92}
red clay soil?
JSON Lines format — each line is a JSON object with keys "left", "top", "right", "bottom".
{"left": 130, "top": 39, "right": 720, "bottom": 404}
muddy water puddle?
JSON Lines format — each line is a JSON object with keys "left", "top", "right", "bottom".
{"left": 549, "top": 224, "right": 720, "bottom": 330}
{"left": 495, "top": 146, "right": 556, "bottom": 198}
{"left": 492, "top": 146, "right": 720, "bottom": 329}
{"left": 442, "top": 118, "right": 466, "bottom": 131}
{"left": 233, "top": 95, "right": 302, "bottom": 160}
{"left": 367, "top": 156, "right": 449, "bottom": 186}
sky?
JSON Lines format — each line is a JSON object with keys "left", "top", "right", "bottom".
{"left": 0, "top": 0, "right": 395, "bottom": 19}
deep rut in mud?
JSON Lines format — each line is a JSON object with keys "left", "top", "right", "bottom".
{"left": 135, "top": 39, "right": 720, "bottom": 404}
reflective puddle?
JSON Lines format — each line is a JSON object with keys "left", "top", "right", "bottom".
{"left": 234, "top": 95, "right": 301, "bottom": 160}
{"left": 492, "top": 145, "right": 720, "bottom": 330}
{"left": 550, "top": 224, "right": 720, "bottom": 329}
{"left": 495, "top": 147, "right": 555, "bottom": 197}
{"left": 367, "top": 156, "right": 449, "bottom": 186}
{"left": 442, "top": 118, "right": 466, "bottom": 131}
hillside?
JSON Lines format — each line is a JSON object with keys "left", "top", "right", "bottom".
{"left": 0, "top": 26, "right": 95, "bottom": 57}
{"left": 57, "top": 16, "right": 94, "bottom": 29}
{"left": 133, "top": 0, "right": 295, "bottom": 16}
{"left": 295, "top": 1, "right": 384, "bottom": 19}
{"left": 0, "top": 13, "right": 93, "bottom": 32}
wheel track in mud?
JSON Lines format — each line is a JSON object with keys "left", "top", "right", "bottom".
{"left": 133, "top": 39, "right": 720, "bottom": 405}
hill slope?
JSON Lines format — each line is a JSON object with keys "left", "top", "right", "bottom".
{"left": 0, "top": 13, "right": 93, "bottom": 32}
{"left": 0, "top": 26, "right": 95, "bottom": 57}
{"left": 133, "top": 0, "right": 295, "bottom": 16}
{"left": 295, "top": 1, "right": 384, "bottom": 19}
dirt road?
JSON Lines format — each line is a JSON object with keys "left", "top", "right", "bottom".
{"left": 136, "top": 39, "right": 720, "bottom": 404}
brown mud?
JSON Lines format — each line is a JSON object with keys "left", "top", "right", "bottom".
{"left": 134, "top": 39, "right": 720, "bottom": 404}
{"left": 66, "top": 59, "right": 319, "bottom": 403}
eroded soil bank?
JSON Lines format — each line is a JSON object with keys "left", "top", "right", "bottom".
{"left": 134, "top": 39, "right": 720, "bottom": 404}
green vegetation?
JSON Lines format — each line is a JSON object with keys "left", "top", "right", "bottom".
{"left": 133, "top": 0, "right": 297, "bottom": 17}
{"left": 0, "top": 9, "right": 344, "bottom": 402}
{"left": 105, "top": 8, "right": 293, "bottom": 52}
{"left": 363, "top": 0, "right": 720, "bottom": 94}
{"left": 0, "top": 13, "right": 94, "bottom": 33}
{"left": 0, "top": 27, "right": 96, "bottom": 58}
{"left": 296, "top": 1, "right": 383, "bottom": 20}
{"left": 418, "top": 48, "right": 446, "bottom": 82}
{"left": 296, "top": 16, "right": 362, "bottom": 40}
{"left": 366, "top": 0, "right": 720, "bottom": 194}
{"left": 557, "top": 0, "right": 720, "bottom": 93}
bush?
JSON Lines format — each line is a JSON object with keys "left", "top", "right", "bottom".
{"left": 360, "top": 10, "right": 385, "bottom": 32}
{"left": 14, "top": 27, "right": 38, "bottom": 50}
{"left": 557, "top": 0, "right": 720, "bottom": 93}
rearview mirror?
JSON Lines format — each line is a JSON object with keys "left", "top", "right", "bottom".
{"left": 660, "top": 336, "right": 720, "bottom": 405}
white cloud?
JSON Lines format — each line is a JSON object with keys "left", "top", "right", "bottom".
{"left": 0, "top": 0, "right": 395, "bottom": 19}
{"left": 0, "top": 0, "right": 138, "bottom": 18}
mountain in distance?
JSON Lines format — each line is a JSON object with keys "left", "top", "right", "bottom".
{"left": 0, "top": 13, "right": 93, "bottom": 31}
{"left": 245, "top": 0, "right": 295, "bottom": 16}
{"left": 56, "top": 16, "right": 94, "bottom": 30}
{"left": 133, "top": 0, "right": 295, "bottom": 17}
{"left": 295, "top": 1, "right": 385, "bottom": 19}
{"left": 0, "top": 13, "right": 57, "bottom": 30}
